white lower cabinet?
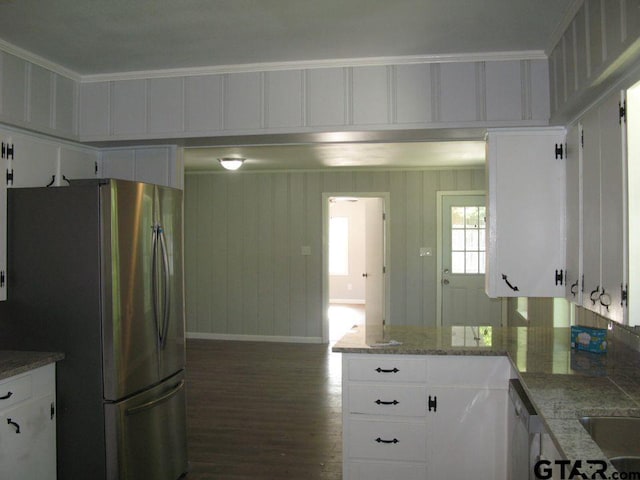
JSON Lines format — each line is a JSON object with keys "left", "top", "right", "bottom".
{"left": 342, "top": 354, "right": 510, "bottom": 480}
{"left": 0, "top": 364, "right": 56, "bottom": 480}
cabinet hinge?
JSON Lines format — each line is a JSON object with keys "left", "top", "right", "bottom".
{"left": 382, "top": 212, "right": 386, "bottom": 221}
{"left": 94, "top": 161, "right": 98, "bottom": 175}
{"left": 555, "top": 269, "right": 564, "bottom": 286}
{"left": 0, "top": 271, "right": 5, "bottom": 288}
{"left": 6, "top": 169, "right": 13, "bottom": 186}
{"left": 50, "top": 402, "right": 55, "bottom": 420}
{"left": 622, "top": 284, "right": 628, "bottom": 307}
{"left": 1, "top": 142, "right": 14, "bottom": 159}
{"left": 382, "top": 265, "right": 386, "bottom": 274}
{"left": 554, "top": 143, "right": 565, "bottom": 159}
{"left": 620, "top": 100, "right": 627, "bottom": 124}
{"left": 581, "top": 130, "right": 584, "bottom": 148}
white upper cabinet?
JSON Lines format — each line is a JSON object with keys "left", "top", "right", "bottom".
{"left": 100, "top": 146, "right": 183, "bottom": 189}
{"left": 147, "top": 77, "right": 184, "bottom": 135}
{"left": 486, "top": 127, "right": 566, "bottom": 298}
{"left": 564, "top": 122, "right": 582, "bottom": 303}
{"left": 580, "top": 90, "right": 626, "bottom": 322}
{"left": 58, "top": 146, "right": 98, "bottom": 184}
{"left": 111, "top": 80, "right": 147, "bottom": 136}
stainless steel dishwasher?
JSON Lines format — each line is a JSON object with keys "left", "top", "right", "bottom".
{"left": 508, "top": 379, "right": 543, "bottom": 480}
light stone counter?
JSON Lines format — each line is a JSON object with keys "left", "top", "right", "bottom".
{"left": 333, "top": 325, "right": 640, "bottom": 473}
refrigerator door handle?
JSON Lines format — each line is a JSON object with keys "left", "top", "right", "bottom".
{"left": 125, "top": 380, "right": 184, "bottom": 416}
{"left": 151, "top": 224, "right": 162, "bottom": 346}
{"left": 158, "top": 226, "right": 171, "bottom": 349}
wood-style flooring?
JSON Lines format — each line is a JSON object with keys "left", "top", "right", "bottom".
{"left": 184, "top": 339, "right": 343, "bottom": 479}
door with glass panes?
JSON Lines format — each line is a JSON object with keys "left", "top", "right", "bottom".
{"left": 441, "top": 194, "right": 502, "bottom": 327}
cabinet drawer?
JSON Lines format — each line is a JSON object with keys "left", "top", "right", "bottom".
{"left": 347, "top": 461, "right": 427, "bottom": 480}
{"left": 0, "top": 374, "right": 32, "bottom": 411}
{"left": 426, "top": 355, "right": 511, "bottom": 388}
{"left": 348, "top": 384, "right": 427, "bottom": 416}
{"left": 348, "top": 418, "right": 427, "bottom": 462}
{"left": 347, "top": 356, "right": 427, "bottom": 383}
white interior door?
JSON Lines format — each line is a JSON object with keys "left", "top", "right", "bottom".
{"left": 440, "top": 194, "right": 502, "bottom": 327}
{"left": 364, "top": 197, "right": 385, "bottom": 344}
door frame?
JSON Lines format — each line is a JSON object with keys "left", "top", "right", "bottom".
{"left": 436, "top": 190, "right": 486, "bottom": 327}
{"left": 322, "top": 192, "right": 391, "bottom": 343}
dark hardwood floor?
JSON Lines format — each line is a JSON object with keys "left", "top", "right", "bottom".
{"left": 184, "top": 339, "right": 343, "bottom": 479}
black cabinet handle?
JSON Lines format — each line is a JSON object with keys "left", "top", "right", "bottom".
{"left": 375, "top": 437, "right": 399, "bottom": 444}
{"left": 0, "top": 391, "right": 13, "bottom": 400}
{"left": 501, "top": 274, "right": 519, "bottom": 292}
{"left": 375, "top": 399, "right": 399, "bottom": 405}
{"left": 570, "top": 279, "right": 579, "bottom": 297}
{"left": 375, "top": 367, "right": 399, "bottom": 373}
{"left": 590, "top": 286, "right": 600, "bottom": 305}
{"left": 599, "top": 288, "right": 611, "bottom": 311}
{"left": 7, "top": 418, "right": 20, "bottom": 434}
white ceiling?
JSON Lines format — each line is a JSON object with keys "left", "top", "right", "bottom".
{"left": 0, "top": 0, "right": 575, "bottom": 170}
{"left": 0, "top": 0, "right": 574, "bottom": 76}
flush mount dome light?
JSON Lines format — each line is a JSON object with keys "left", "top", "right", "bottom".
{"left": 218, "top": 157, "right": 245, "bottom": 171}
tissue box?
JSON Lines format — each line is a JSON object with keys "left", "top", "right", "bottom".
{"left": 570, "top": 326, "right": 607, "bottom": 354}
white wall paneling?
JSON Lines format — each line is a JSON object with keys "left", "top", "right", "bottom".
{"left": 28, "top": 64, "right": 52, "bottom": 130}
{"left": 77, "top": 58, "right": 550, "bottom": 142}
{"left": 184, "top": 75, "right": 223, "bottom": 133}
{"left": 265, "top": 70, "right": 304, "bottom": 129}
{"left": 79, "top": 82, "right": 110, "bottom": 138}
{"left": 1, "top": 53, "right": 27, "bottom": 124}
{"left": 0, "top": 52, "right": 79, "bottom": 140}
{"left": 54, "top": 74, "right": 76, "bottom": 136}
{"left": 224, "top": 72, "right": 262, "bottom": 131}
{"left": 549, "top": 0, "right": 640, "bottom": 123}
{"left": 147, "top": 77, "right": 184, "bottom": 134}
{"left": 111, "top": 79, "right": 147, "bottom": 136}
{"left": 306, "top": 67, "right": 347, "bottom": 128}
{"left": 184, "top": 168, "right": 485, "bottom": 341}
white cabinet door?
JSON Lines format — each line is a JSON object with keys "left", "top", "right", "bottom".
{"left": 101, "top": 146, "right": 182, "bottom": 189}
{"left": 486, "top": 128, "right": 566, "bottom": 297}
{"left": 7, "top": 133, "right": 58, "bottom": 188}
{"left": 581, "top": 106, "right": 602, "bottom": 313}
{"left": 580, "top": 90, "right": 626, "bottom": 321}
{"left": 0, "top": 394, "right": 56, "bottom": 480}
{"left": 59, "top": 146, "right": 98, "bottom": 183}
{"left": 426, "top": 387, "right": 507, "bottom": 480}
{"left": 598, "top": 91, "right": 626, "bottom": 323}
{"left": 0, "top": 150, "right": 5, "bottom": 301}
{"left": 565, "top": 122, "right": 582, "bottom": 303}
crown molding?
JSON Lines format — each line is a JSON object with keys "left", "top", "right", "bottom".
{"left": 79, "top": 50, "right": 547, "bottom": 83}
{"left": 546, "top": 0, "right": 584, "bottom": 55}
{"left": 0, "top": 35, "right": 548, "bottom": 85}
{"left": 0, "top": 38, "right": 81, "bottom": 81}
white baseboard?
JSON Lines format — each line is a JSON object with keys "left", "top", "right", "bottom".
{"left": 186, "top": 331, "right": 325, "bottom": 344}
{"left": 329, "top": 299, "right": 365, "bottom": 304}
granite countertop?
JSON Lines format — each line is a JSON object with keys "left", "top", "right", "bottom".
{"left": 333, "top": 325, "right": 640, "bottom": 471}
{"left": 0, "top": 350, "right": 64, "bottom": 381}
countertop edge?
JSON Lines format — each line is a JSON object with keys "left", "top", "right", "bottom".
{"left": 0, "top": 351, "right": 65, "bottom": 382}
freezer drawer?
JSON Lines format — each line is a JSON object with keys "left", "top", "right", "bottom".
{"left": 104, "top": 371, "right": 188, "bottom": 480}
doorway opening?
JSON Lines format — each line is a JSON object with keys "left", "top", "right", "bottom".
{"left": 323, "top": 193, "right": 389, "bottom": 343}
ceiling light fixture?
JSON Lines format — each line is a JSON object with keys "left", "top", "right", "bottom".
{"left": 218, "top": 157, "right": 245, "bottom": 171}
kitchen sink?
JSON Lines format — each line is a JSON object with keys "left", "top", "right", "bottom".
{"left": 579, "top": 417, "right": 640, "bottom": 474}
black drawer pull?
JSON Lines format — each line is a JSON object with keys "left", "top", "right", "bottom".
{"left": 7, "top": 418, "right": 20, "bottom": 434}
{"left": 375, "top": 437, "right": 399, "bottom": 444}
{"left": 375, "top": 367, "right": 399, "bottom": 373}
{"left": 375, "top": 399, "right": 399, "bottom": 405}
{"left": 0, "top": 391, "right": 13, "bottom": 400}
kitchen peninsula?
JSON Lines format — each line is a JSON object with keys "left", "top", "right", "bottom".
{"left": 334, "top": 325, "right": 640, "bottom": 479}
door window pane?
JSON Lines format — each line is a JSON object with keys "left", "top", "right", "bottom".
{"left": 450, "top": 205, "right": 486, "bottom": 274}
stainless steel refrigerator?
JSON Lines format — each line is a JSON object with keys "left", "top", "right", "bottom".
{"left": 0, "top": 179, "right": 188, "bottom": 480}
